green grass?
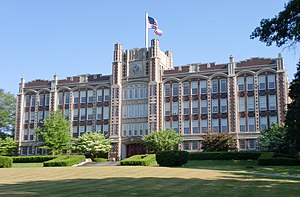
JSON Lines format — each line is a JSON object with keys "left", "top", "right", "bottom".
{"left": 12, "top": 163, "right": 44, "bottom": 168}
{"left": 0, "top": 166, "right": 299, "bottom": 197}
{"left": 183, "top": 160, "right": 300, "bottom": 175}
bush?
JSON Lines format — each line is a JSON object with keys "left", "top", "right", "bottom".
{"left": 202, "top": 133, "right": 237, "bottom": 151}
{"left": 92, "top": 158, "right": 108, "bottom": 162}
{"left": 12, "top": 156, "right": 57, "bottom": 163}
{"left": 189, "top": 152, "right": 261, "bottom": 160}
{"left": 43, "top": 155, "right": 85, "bottom": 167}
{"left": 0, "top": 156, "right": 13, "bottom": 168}
{"left": 120, "top": 154, "right": 156, "bottom": 166}
{"left": 156, "top": 151, "right": 189, "bottom": 167}
{"left": 258, "top": 152, "right": 300, "bottom": 166}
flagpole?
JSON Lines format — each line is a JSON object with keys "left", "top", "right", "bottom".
{"left": 145, "top": 12, "right": 148, "bottom": 48}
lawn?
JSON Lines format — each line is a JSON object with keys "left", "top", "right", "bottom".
{"left": 0, "top": 166, "right": 299, "bottom": 197}
{"left": 183, "top": 160, "right": 300, "bottom": 176}
{"left": 12, "top": 163, "right": 44, "bottom": 168}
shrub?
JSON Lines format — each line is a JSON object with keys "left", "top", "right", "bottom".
{"left": 12, "top": 156, "right": 57, "bottom": 163}
{"left": 120, "top": 154, "right": 156, "bottom": 166}
{"left": 43, "top": 155, "right": 85, "bottom": 167}
{"left": 92, "top": 158, "right": 108, "bottom": 162}
{"left": 0, "top": 156, "right": 13, "bottom": 168}
{"left": 202, "top": 133, "right": 237, "bottom": 151}
{"left": 258, "top": 152, "right": 300, "bottom": 166}
{"left": 189, "top": 152, "right": 261, "bottom": 160}
{"left": 156, "top": 151, "right": 189, "bottom": 167}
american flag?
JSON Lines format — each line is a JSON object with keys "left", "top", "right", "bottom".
{"left": 148, "top": 16, "right": 163, "bottom": 36}
{"left": 154, "top": 28, "right": 163, "bottom": 36}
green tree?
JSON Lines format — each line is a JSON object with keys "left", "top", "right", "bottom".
{"left": 142, "top": 129, "right": 183, "bottom": 153}
{"left": 0, "top": 89, "right": 16, "bottom": 138}
{"left": 258, "top": 124, "right": 288, "bottom": 153}
{"left": 202, "top": 133, "right": 236, "bottom": 152}
{"left": 35, "top": 111, "right": 71, "bottom": 155}
{"left": 0, "top": 137, "right": 17, "bottom": 156}
{"left": 285, "top": 60, "right": 300, "bottom": 154}
{"left": 250, "top": 0, "right": 300, "bottom": 48}
{"left": 73, "top": 132, "right": 112, "bottom": 158}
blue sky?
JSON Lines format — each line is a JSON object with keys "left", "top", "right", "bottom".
{"left": 0, "top": 0, "right": 298, "bottom": 95}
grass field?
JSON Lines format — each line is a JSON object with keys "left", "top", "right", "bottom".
{"left": 0, "top": 166, "right": 299, "bottom": 197}
{"left": 12, "top": 163, "right": 44, "bottom": 168}
{"left": 183, "top": 160, "right": 300, "bottom": 175}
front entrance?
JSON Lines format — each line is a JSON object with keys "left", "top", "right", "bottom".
{"left": 126, "top": 143, "right": 146, "bottom": 158}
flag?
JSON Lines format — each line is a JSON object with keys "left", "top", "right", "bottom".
{"left": 148, "top": 16, "right": 158, "bottom": 29}
{"left": 154, "top": 28, "right": 163, "bottom": 36}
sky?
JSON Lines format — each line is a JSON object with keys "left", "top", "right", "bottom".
{"left": 0, "top": 0, "right": 299, "bottom": 96}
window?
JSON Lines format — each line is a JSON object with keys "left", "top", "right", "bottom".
{"left": 39, "top": 94, "right": 44, "bottom": 106}
{"left": 212, "top": 99, "right": 218, "bottom": 113}
{"left": 38, "top": 111, "right": 43, "bottom": 123}
{"left": 259, "top": 75, "right": 266, "bottom": 90}
{"left": 192, "top": 141, "right": 199, "bottom": 150}
{"left": 87, "top": 108, "right": 93, "bottom": 120}
{"left": 123, "top": 89, "right": 127, "bottom": 100}
{"left": 113, "top": 88, "right": 118, "bottom": 99}
{"left": 24, "top": 112, "right": 28, "bottom": 124}
{"left": 192, "top": 100, "right": 198, "bottom": 114}
{"left": 128, "top": 124, "right": 132, "bottom": 136}
{"left": 73, "top": 91, "right": 79, "bottom": 104}
{"left": 29, "top": 129, "right": 34, "bottom": 141}
{"left": 201, "top": 100, "right": 207, "bottom": 114}
{"left": 25, "top": 95, "right": 30, "bottom": 107}
{"left": 113, "top": 106, "right": 117, "bottom": 116}
{"left": 150, "top": 86, "right": 156, "bottom": 96}
{"left": 221, "top": 118, "right": 227, "bottom": 132}
{"left": 183, "top": 101, "right": 189, "bottom": 115}
{"left": 129, "top": 88, "right": 133, "bottom": 99}
{"left": 239, "top": 139, "right": 246, "bottom": 149}
{"left": 200, "top": 81, "right": 207, "bottom": 94}
{"left": 144, "top": 123, "right": 148, "bottom": 135}
{"left": 95, "top": 125, "right": 101, "bottom": 133}
{"left": 191, "top": 81, "right": 198, "bottom": 95}
{"left": 104, "top": 89, "right": 110, "bottom": 101}
{"left": 247, "top": 96, "right": 254, "bottom": 111}
{"left": 220, "top": 98, "right": 227, "bottom": 113}
{"left": 133, "top": 105, "right": 138, "bottom": 118}
{"left": 165, "top": 121, "right": 170, "bottom": 130}
{"left": 249, "top": 139, "right": 256, "bottom": 149}
{"left": 260, "top": 116, "right": 267, "bottom": 130}
{"left": 122, "top": 106, "right": 127, "bottom": 118}
{"left": 80, "top": 108, "right": 86, "bottom": 121}
{"left": 238, "top": 77, "right": 244, "bottom": 91}
{"left": 201, "top": 120, "right": 208, "bottom": 133}
{"left": 96, "top": 107, "right": 102, "bottom": 120}
{"left": 86, "top": 125, "right": 93, "bottom": 132}
{"left": 123, "top": 124, "right": 127, "bottom": 136}
{"left": 259, "top": 95, "right": 267, "bottom": 111}
{"left": 192, "top": 120, "right": 198, "bottom": 133}
{"left": 23, "top": 129, "right": 28, "bottom": 141}
{"left": 269, "top": 95, "right": 277, "bottom": 110}
{"left": 80, "top": 91, "right": 86, "bottom": 103}
{"left": 151, "top": 104, "right": 155, "bottom": 115}
{"left": 134, "top": 87, "right": 138, "bottom": 99}
{"left": 44, "top": 110, "right": 49, "bottom": 119}
{"left": 45, "top": 94, "right": 50, "bottom": 106}
{"left": 139, "top": 124, "right": 143, "bottom": 136}
{"left": 270, "top": 115, "right": 277, "bottom": 126}
{"left": 79, "top": 126, "right": 85, "bottom": 135}
{"left": 128, "top": 105, "right": 133, "bottom": 118}
{"left": 184, "top": 121, "right": 190, "bottom": 134}
{"left": 268, "top": 74, "right": 275, "bottom": 89}
{"left": 65, "top": 92, "right": 70, "bottom": 104}
{"left": 248, "top": 117, "right": 255, "bottom": 131}
{"left": 31, "top": 95, "right": 36, "bottom": 106}
{"left": 103, "top": 106, "right": 109, "bottom": 119}
{"left": 139, "top": 104, "right": 143, "bottom": 117}
{"left": 145, "top": 87, "right": 148, "bottom": 98}
{"left": 144, "top": 104, "right": 148, "bottom": 117}
{"left": 183, "top": 141, "right": 190, "bottom": 150}
{"left": 247, "top": 76, "right": 254, "bottom": 91}
{"left": 183, "top": 82, "right": 189, "bottom": 95}
{"left": 72, "top": 126, "right": 77, "bottom": 136}
{"left": 165, "top": 84, "right": 170, "bottom": 97}
{"left": 30, "top": 112, "right": 35, "bottom": 123}
{"left": 139, "top": 87, "right": 144, "bottom": 99}
{"left": 239, "top": 97, "right": 245, "bottom": 112}
{"left": 220, "top": 79, "right": 227, "bottom": 93}
{"left": 88, "top": 90, "right": 93, "bottom": 103}
{"left": 212, "top": 79, "right": 218, "bottom": 93}
{"left": 240, "top": 118, "right": 246, "bottom": 132}
{"left": 212, "top": 119, "right": 219, "bottom": 132}
{"left": 172, "top": 102, "right": 178, "bottom": 115}
{"left": 113, "top": 124, "right": 118, "bottom": 135}
{"left": 173, "top": 121, "right": 179, "bottom": 133}
{"left": 97, "top": 89, "right": 102, "bottom": 102}
{"left": 172, "top": 83, "right": 178, "bottom": 96}
{"left": 103, "top": 124, "right": 109, "bottom": 136}
{"left": 64, "top": 109, "right": 69, "bottom": 120}
{"left": 165, "top": 102, "right": 170, "bottom": 116}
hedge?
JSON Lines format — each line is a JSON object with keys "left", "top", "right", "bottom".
{"left": 92, "top": 158, "right": 108, "bottom": 162}
{"left": 120, "top": 154, "right": 156, "bottom": 166}
{"left": 12, "top": 156, "right": 57, "bottom": 163}
{"left": 43, "top": 155, "right": 85, "bottom": 167}
{"left": 0, "top": 156, "right": 13, "bottom": 168}
{"left": 189, "top": 152, "right": 261, "bottom": 160}
{"left": 156, "top": 151, "right": 189, "bottom": 167}
{"left": 258, "top": 152, "right": 300, "bottom": 166}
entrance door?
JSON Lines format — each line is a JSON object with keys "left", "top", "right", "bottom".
{"left": 126, "top": 143, "right": 146, "bottom": 158}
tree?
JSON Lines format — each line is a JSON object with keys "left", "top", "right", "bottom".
{"left": 142, "top": 129, "right": 183, "bottom": 153}
{"left": 0, "top": 137, "right": 17, "bottom": 156}
{"left": 258, "top": 124, "right": 288, "bottom": 153}
{"left": 250, "top": 0, "right": 300, "bottom": 48}
{"left": 73, "top": 132, "right": 112, "bottom": 158}
{"left": 202, "top": 133, "right": 236, "bottom": 152}
{"left": 35, "top": 111, "right": 71, "bottom": 155}
{"left": 285, "top": 59, "right": 300, "bottom": 154}
{"left": 0, "top": 89, "right": 16, "bottom": 138}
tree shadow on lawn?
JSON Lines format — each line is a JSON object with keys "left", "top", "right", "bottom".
{"left": 0, "top": 174, "right": 299, "bottom": 197}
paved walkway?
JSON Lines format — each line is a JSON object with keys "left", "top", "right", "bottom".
{"left": 220, "top": 170, "right": 300, "bottom": 179}
{"left": 79, "top": 161, "right": 120, "bottom": 167}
